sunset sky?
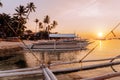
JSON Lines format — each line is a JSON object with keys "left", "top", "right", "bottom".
{"left": 1, "top": 0, "right": 120, "bottom": 38}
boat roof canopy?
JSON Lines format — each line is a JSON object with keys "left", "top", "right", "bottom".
{"left": 49, "top": 34, "right": 76, "bottom": 38}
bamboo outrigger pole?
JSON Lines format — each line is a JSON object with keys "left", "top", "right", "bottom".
{"left": 104, "top": 22, "right": 120, "bottom": 39}
{"left": 50, "top": 57, "right": 116, "bottom": 66}
{"left": 52, "top": 61, "right": 120, "bottom": 74}
{"left": 42, "top": 67, "right": 57, "bottom": 80}
{"left": 82, "top": 72, "right": 120, "bottom": 80}
{"left": 0, "top": 61, "right": 120, "bottom": 77}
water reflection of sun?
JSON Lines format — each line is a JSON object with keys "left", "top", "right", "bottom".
{"left": 99, "top": 40, "right": 102, "bottom": 49}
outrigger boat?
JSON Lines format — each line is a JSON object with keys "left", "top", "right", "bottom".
{"left": 29, "top": 39, "right": 90, "bottom": 51}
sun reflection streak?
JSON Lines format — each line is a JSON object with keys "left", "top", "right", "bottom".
{"left": 99, "top": 40, "right": 102, "bottom": 49}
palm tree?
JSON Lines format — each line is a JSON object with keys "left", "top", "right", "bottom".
{"left": 51, "top": 20, "right": 58, "bottom": 29}
{"left": 43, "top": 15, "right": 50, "bottom": 31}
{"left": 0, "top": 13, "right": 11, "bottom": 37}
{"left": 14, "top": 5, "right": 27, "bottom": 36}
{"left": 43, "top": 15, "right": 50, "bottom": 24}
{"left": 0, "top": 1, "right": 3, "bottom": 7}
{"left": 46, "top": 20, "right": 58, "bottom": 32}
{"left": 39, "top": 22, "right": 43, "bottom": 31}
{"left": 14, "top": 5, "right": 27, "bottom": 18}
{"left": 47, "top": 25, "right": 51, "bottom": 32}
{"left": 39, "top": 22, "right": 43, "bottom": 39}
{"left": 12, "top": 16, "right": 26, "bottom": 36}
{"left": 34, "top": 18, "right": 39, "bottom": 33}
{"left": 26, "top": 2, "right": 36, "bottom": 19}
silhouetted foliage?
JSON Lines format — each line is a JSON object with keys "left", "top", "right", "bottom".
{"left": 0, "top": 13, "right": 27, "bottom": 38}
{"left": 0, "top": 1, "right": 3, "bottom": 7}
{"left": 0, "top": 2, "right": 36, "bottom": 39}
{"left": 25, "top": 30, "right": 33, "bottom": 34}
{"left": 26, "top": 2, "right": 36, "bottom": 19}
{"left": 0, "top": 2, "right": 58, "bottom": 40}
{"left": 33, "top": 15, "right": 58, "bottom": 39}
{"left": 35, "top": 31, "right": 49, "bottom": 40}
{"left": 14, "top": 5, "right": 27, "bottom": 18}
{"left": 34, "top": 18, "right": 39, "bottom": 33}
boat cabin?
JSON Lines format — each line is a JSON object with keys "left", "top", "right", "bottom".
{"left": 49, "top": 33, "right": 76, "bottom": 40}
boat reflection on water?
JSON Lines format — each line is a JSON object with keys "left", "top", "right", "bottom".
{"left": 22, "top": 39, "right": 120, "bottom": 79}
{"left": 24, "top": 50, "right": 86, "bottom": 67}
{"left": 24, "top": 39, "right": 91, "bottom": 67}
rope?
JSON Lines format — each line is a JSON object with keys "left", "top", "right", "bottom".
{"left": 80, "top": 43, "right": 99, "bottom": 62}
{"left": 79, "top": 43, "right": 99, "bottom": 70}
{"left": 104, "top": 22, "right": 120, "bottom": 39}
{"left": 103, "top": 22, "right": 120, "bottom": 72}
{"left": 3, "top": 17, "right": 41, "bottom": 62}
{"left": 73, "top": 22, "right": 120, "bottom": 70}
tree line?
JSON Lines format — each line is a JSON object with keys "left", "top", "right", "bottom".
{"left": 0, "top": 1, "right": 58, "bottom": 39}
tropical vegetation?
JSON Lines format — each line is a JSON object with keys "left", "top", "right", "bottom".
{"left": 0, "top": 2, "right": 58, "bottom": 40}
{"left": 34, "top": 15, "right": 58, "bottom": 39}
{"left": 0, "top": 2, "right": 35, "bottom": 38}
{"left": 0, "top": 13, "right": 26, "bottom": 37}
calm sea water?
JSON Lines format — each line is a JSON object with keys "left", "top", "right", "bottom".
{"left": 25, "top": 40, "right": 120, "bottom": 66}
{"left": 23, "top": 40, "right": 120, "bottom": 80}
{"left": 1, "top": 40, "right": 120, "bottom": 80}
{"left": 85, "top": 39, "right": 120, "bottom": 59}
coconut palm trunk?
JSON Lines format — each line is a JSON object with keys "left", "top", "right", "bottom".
{"left": 35, "top": 19, "right": 39, "bottom": 33}
{"left": 0, "top": 1, "right": 3, "bottom": 7}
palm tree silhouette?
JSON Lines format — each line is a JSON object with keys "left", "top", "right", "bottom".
{"left": 39, "top": 22, "right": 43, "bottom": 39}
{"left": 26, "top": 2, "right": 36, "bottom": 19}
{"left": 51, "top": 20, "right": 58, "bottom": 29}
{"left": 34, "top": 18, "right": 39, "bottom": 33}
{"left": 0, "top": 13, "right": 11, "bottom": 37}
{"left": 14, "top": 5, "right": 27, "bottom": 18}
{"left": 39, "top": 22, "right": 43, "bottom": 31}
{"left": 0, "top": 1, "right": 3, "bottom": 7}
{"left": 43, "top": 15, "right": 50, "bottom": 31}
{"left": 14, "top": 5, "right": 27, "bottom": 37}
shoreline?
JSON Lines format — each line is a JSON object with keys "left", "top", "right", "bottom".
{"left": 0, "top": 41, "right": 34, "bottom": 57}
{"left": 0, "top": 40, "right": 120, "bottom": 79}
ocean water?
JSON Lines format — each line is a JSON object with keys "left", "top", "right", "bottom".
{"left": 1, "top": 40, "right": 120, "bottom": 80}
{"left": 23, "top": 40, "right": 120, "bottom": 80}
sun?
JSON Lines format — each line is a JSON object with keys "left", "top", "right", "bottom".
{"left": 98, "top": 32, "right": 103, "bottom": 38}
